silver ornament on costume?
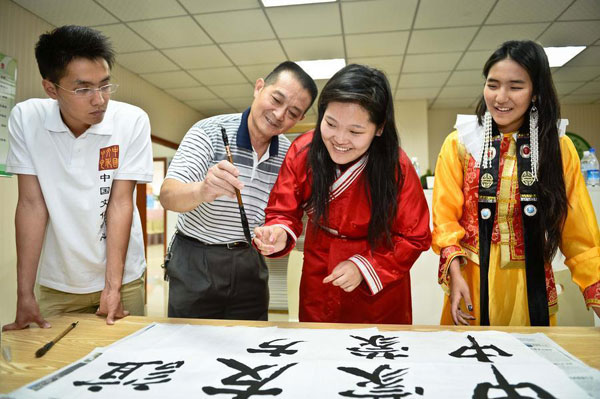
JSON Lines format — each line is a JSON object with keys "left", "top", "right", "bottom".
{"left": 519, "top": 144, "right": 531, "bottom": 158}
{"left": 521, "top": 171, "right": 535, "bottom": 186}
{"left": 481, "top": 208, "right": 492, "bottom": 220}
{"left": 524, "top": 204, "right": 537, "bottom": 217}
{"left": 481, "top": 173, "right": 494, "bottom": 189}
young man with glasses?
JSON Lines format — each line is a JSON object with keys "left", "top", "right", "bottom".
{"left": 3, "top": 25, "right": 153, "bottom": 331}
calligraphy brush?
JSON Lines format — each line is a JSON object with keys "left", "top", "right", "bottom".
{"left": 220, "top": 126, "right": 252, "bottom": 245}
{"left": 35, "top": 321, "right": 78, "bottom": 358}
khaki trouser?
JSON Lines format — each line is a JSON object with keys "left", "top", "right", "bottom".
{"left": 39, "top": 276, "right": 145, "bottom": 317}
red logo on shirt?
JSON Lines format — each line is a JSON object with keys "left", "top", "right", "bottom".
{"left": 99, "top": 145, "right": 119, "bottom": 170}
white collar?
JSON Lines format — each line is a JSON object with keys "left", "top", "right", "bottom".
{"left": 455, "top": 114, "right": 568, "bottom": 159}
{"left": 303, "top": 154, "right": 368, "bottom": 214}
{"left": 44, "top": 99, "right": 114, "bottom": 136}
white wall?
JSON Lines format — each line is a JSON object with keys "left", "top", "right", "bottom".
{"left": 151, "top": 143, "right": 177, "bottom": 160}
{"left": 395, "top": 100, "right": 430, "bottom": 173}
{"left": 151, "top": 142, "right": 178, "bottom": 247}
{"left": 561, "top": 104, "right": 600, "bottom": 152}
{"left": 427, "top": 107, "right": 473, "bottom": 172}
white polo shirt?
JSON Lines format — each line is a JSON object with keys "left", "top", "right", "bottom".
{"left": 6, "top": 98, "right": 153, "bottom": 293}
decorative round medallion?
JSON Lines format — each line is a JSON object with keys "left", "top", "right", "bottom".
{"left": 524, "top": 204, "right": 537, "bottom": 217}
{"left": 521, "top": 171, "right": 535, "bottom": 186}
{"left": 487, "top": 146, "right": 497, "bottom": 160}
{"left": 480, "top": 208, "right": 492, "bottom": 220}
{"left": 480, "top": 173, "right": 494, "bottom": 188}
{"left": 519, "top": 144, "right": 531, "bottom": 158}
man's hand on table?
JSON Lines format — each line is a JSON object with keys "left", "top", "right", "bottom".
{"left": 2, "top": 293, "right": 50, "bottom": 331}
{"left": 96, "top": 287, "right": 129, "bottom": 325}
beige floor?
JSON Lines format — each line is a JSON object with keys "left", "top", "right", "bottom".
{"left": 144, "top": 244, "right": 289, "bottom": 321}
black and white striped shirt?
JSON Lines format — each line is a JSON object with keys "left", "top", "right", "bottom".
{"left": 166, "top": 109, "right": 291, "bottom": 244}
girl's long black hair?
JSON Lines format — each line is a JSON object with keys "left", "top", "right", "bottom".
{"left": 475, "top": 40, "right": 567, "bottom": 262}
{"left": 308, "top": 64, "right": 402, "bottom": 249}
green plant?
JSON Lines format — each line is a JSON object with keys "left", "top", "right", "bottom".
{"left": 420, "top": 169, "right": 433, "bottom": 189}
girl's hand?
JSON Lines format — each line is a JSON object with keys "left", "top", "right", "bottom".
{"left": 323, "top": 261, "right": 363, "bottom": 292}
{"left": 253, "top": 226, "right": 287, "bottom": 255}
{"left": 449, "top": 258, "right": 476, "bottom": 325}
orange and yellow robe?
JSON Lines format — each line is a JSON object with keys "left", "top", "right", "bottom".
{"left": 433, "top": 116, "right": 600, "bottom": 326}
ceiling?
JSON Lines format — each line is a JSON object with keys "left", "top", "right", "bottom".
{"left": 12, "top": 0, "right": 600, "bottom": 121}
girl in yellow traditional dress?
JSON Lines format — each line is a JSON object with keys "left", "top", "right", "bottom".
{"left": 432, "top": 40, "right": 600, "bottom": 326}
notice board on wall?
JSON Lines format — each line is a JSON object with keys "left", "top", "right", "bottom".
{"left": 0, "top": 52, "right": 17, "bottom": 177}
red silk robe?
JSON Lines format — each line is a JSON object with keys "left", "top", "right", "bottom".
{"left": 264, "top": 131, "right": 431, "bottom": 324}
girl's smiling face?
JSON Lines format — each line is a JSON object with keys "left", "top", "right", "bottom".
{"left": 483, "top": 58, "right": 534, "bottom": 133}
{"left": 320, "top": 101, "right": 382, "bottom": 165}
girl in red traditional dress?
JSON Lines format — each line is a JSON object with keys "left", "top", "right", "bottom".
{"left": 253, "top": 64, "right": 431, "bottom": 324}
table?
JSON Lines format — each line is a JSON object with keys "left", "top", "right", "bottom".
{"left": 1, "top": 314, "right": 599, "bottom": 393}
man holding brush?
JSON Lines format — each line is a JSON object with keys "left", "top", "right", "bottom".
{"left": 160, "top": 61, "right": 317, "bottom": 321}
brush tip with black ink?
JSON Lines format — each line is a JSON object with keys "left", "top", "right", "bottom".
{"left": 35, "top": 342, "right": 54, "bottom": 358}
{"left": 35, "top": 321, "right": 78, "bottom": 358}
{"left": 220, "top": 126, "right": 229, "bottom": 147}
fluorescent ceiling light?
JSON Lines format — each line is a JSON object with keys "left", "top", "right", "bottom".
{"left": 295, "top": 58, "right": 346, "bottom": 80}
{"left": 262, "top": 0, "right": 336, "bottom": 7}
{"left": 543, "top": 46, "right": 586, "bottom": 67}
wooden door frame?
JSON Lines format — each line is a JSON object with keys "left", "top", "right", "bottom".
{"left": 154, "top": 157, "right": 168, "bottom": 256}
{"left": 136, "top": 158, "right": 169, "bottom": 304}
{"left": 135, "top": 183, "right": 147, "bottom": 304}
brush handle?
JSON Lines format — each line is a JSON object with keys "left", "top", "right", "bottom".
{"left": 34, "top": 321, "right": 78, "bottom": 358}
{"left": 221, "top": 126, "right": 252, "bottom": 244}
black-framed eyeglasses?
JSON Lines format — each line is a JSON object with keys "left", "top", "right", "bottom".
{"left": 54, "top": 83, "right": 119, "bottom": 97}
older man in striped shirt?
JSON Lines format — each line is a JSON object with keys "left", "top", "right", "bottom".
{"left": 160, "top": 62, "right": 317, "bottom": 321}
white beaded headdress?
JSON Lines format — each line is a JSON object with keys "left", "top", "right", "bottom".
{"left": 479, "top": 111, "right": 493, "bottom": 169}
{"left": 479, "top": 106, "right": 539, "bottom": 180}
{"left": 529, "top": 103, "right": 539, "bottom": 180}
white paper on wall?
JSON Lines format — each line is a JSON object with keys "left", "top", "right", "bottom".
{"left": 8, "top": 324, "right": 594, "bottom": 399}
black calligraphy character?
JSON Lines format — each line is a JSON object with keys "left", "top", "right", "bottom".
{"left": 100, "top": 187, "right": 110, "bottom": 195}
{"left": 73, "top": 361, "right": 163, "bottom": 392}
{"left": 122, "top": 361, "right": 185, "bottom": 391}
{"left": 338, "top": 365, "right": 424, "bottom": 398}
{"left": 247, "top": 338, "right": 304, "bottom": 357}
{"left": 347, "top": 335, "right": 409, "bottom": 359}
{"left": 473, "top": 365, "right": 557, "bottom": 399}
{"left": 100, "top": 173, "right": 111, "bottom": 182}
{"left": 100, "top": 199, "right": 109, "bottom": 208}
{"left": 449, "top": 335, "right": 513, "bottom": 363}
{"left": 100, "top": 209, "right": 108, "bottom": 232}
{"left": 202, "top": 358, "right": 296, "bottom": 398}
